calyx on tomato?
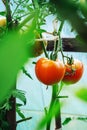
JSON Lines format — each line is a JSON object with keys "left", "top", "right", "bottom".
{"left": 62, "top": 59, "right": 84, "bottom": 84}
{"left": 35, "top": 58, "right": 65, "bottom": 85}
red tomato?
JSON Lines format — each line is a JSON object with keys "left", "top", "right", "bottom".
{"left": 35, "top": 58, "right": 65, "bottom": 85}
{"left": 62, "top": 59, "right": 84, "bottom": 84}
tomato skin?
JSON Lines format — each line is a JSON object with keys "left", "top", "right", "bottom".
{"left": 62, "top": 59, "right": 84, "bottom": 84}
{"left": 35, "top": 58, "right": 65, "bottom": 85}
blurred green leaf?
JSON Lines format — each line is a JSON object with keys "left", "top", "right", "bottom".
{"left": 76, "top": 88, "right": 87, "bottom": 102}
{"left": 0, "top": 19, "right": 36, "bottom": 104}
{"left": 49, "top": 0, "right": 87, "bottom": 46}
{"left": 77, "top": 117, "right": 87, "bottom": 122}
{"left": 37, "top": 99, "right": 60, "bottom": 129}
{"left": 0, "top": 11, "right": 6, "bottom": 16}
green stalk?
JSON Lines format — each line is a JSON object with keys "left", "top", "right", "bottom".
{"left": 3, "top": 0, "right": 13, "bottom": 29}
{"left": 46, "top": 84, "right": 61, "bottom": 130}
{"left": 32, "top": 0, "right": 39, "bottom": 8}
{"left": 32, "top": 0, "right": 49, "bottom": 59}
{"left": 46, "top": 22, "right": 64, "bottom": 130}
{"left": 17, "top": 12, "right": 36, "bottom": 30}
{"left": 46, "top": 84, "right": 57, "bottom": 130}
{"left": 42, "top": 42, "right": 49, "bottom": 58}
{"left": 16, "top": 117, "right": 32, "bottom": 124}
{"left": 51, "top": 21, "right": 64, "bottom": 61}
{"left": 54, "top": 21, "right": 64, "bottom": 52}
{"left": 58, "top": 21, "right": 64, "bottom": 36}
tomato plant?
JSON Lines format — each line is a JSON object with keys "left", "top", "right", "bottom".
{"left": 62, "top": 59, "right": 84, "bottom": 84}
{"left": 35, "top": 57, "right": 65, "bottom": 85}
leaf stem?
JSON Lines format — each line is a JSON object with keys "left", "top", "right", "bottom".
{"left": 17, "top": 12, "right": 35, "bottom": 30}
{"left": 22, "top": 67, "right": 33, "bottom": 80}
{"left": 16, "top": 117, "right": 32, "bottom": 124}
{"left": 57, "top": 95, "right": 68, "bottom": 99}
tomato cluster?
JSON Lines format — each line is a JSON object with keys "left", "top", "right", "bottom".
{"left": 35, "top": 57, "right": 84, "bottom": 85}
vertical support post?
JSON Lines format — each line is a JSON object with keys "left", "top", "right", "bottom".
{"left": 55, "top": 99, "right": 61, "bottom": 130}
{"left": 6, "top": 81, "right": 16, "bottom": 130}
{"left": 6, "top": 96, "right": 16, "bottom": 130}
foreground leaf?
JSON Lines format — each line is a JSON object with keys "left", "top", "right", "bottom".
{"left": 0, "top": 20, "right": 35, "bottom": 104}
{"left": 76, "top": 88, "right": 87, "bottom": 102}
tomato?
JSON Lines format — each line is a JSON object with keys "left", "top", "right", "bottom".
{"left": 62, "top": 59, "right": 84, "bottom": 84}
{"left": 35, "top": 58, "right": 65, "bottom": 85}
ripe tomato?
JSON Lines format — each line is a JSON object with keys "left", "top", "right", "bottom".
{"left": 62, "top": 59, "right": 84, "bottom": 84}
{"left": 35, "top": 58, "right": 65, "bottom": 85}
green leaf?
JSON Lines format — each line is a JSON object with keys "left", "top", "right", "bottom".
{"left": 0, "top": 19, "right": 36, "bottom": 104}
{"left": 0, "top": 31, "right": 28, "bottom": 104}
{"left": 2, "top": 121, "right": 9, "bottom": 129}
{"left": 27, "top": 6, "right": 34, "bottom": 12}
{"left": 16, "top": 103, "right": 23, "bottom": 107}
{"left": 0, "top": 11, "right": 6, "bottom": 16}
{"left": 16, "top": 106, "right": 25, "bottom": 119}
{"left": 22, "top": 67, "right": 33, "bottom": 80}
{"left": 77, "top": 117, "right": 87, "bottom": 122}
{"left": 4, "top": 102, "right": 12, "bottom": 111}
{"left": 37, "top": 99, "right": 60, "bottom": 129}
{"left": 76, "top": 88, "right": 87, "bottom": 102}
{"left": 12, "top": 89, "right": 26, "bottom": 105}
{"left": 62, "top": 117, "right": 72, "bottom": 125}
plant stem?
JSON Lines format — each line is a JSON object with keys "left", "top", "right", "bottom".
{"left": 6, "top": 95, "right": 16, "bottom": 130}
{"left": 22, "top": 67, "right": 33, "bottom": 80}
{"left": 57, "top": 95, "right": 68, "bottom": 98}
{"left": 5, "top": 0, "right": 13, "bottom": 29}
{"left": 17, "top": 12, "right": 35, "bottom": 30}
{"left": 46, "top": 85, "right": 57, "bottom": 130}
{"left": 42, "top": 41, "right": 49, "bottom": 58}
{"left": 32, "top": 0, "right": 39, "bottom": 8}
{"left": 46, "top": 84, "right": 61, "bottom": 130}
{"left": 32, "top": 0, "right": 49, "bottom": 59}
{"left": 58, "top": 21, "right": 64, "bottom": 36}
{"left": 12, "top": 3, "right": 20, "bottom": 17}
{"left": 16, "top": 117, "right": 32, "bottom": 124}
